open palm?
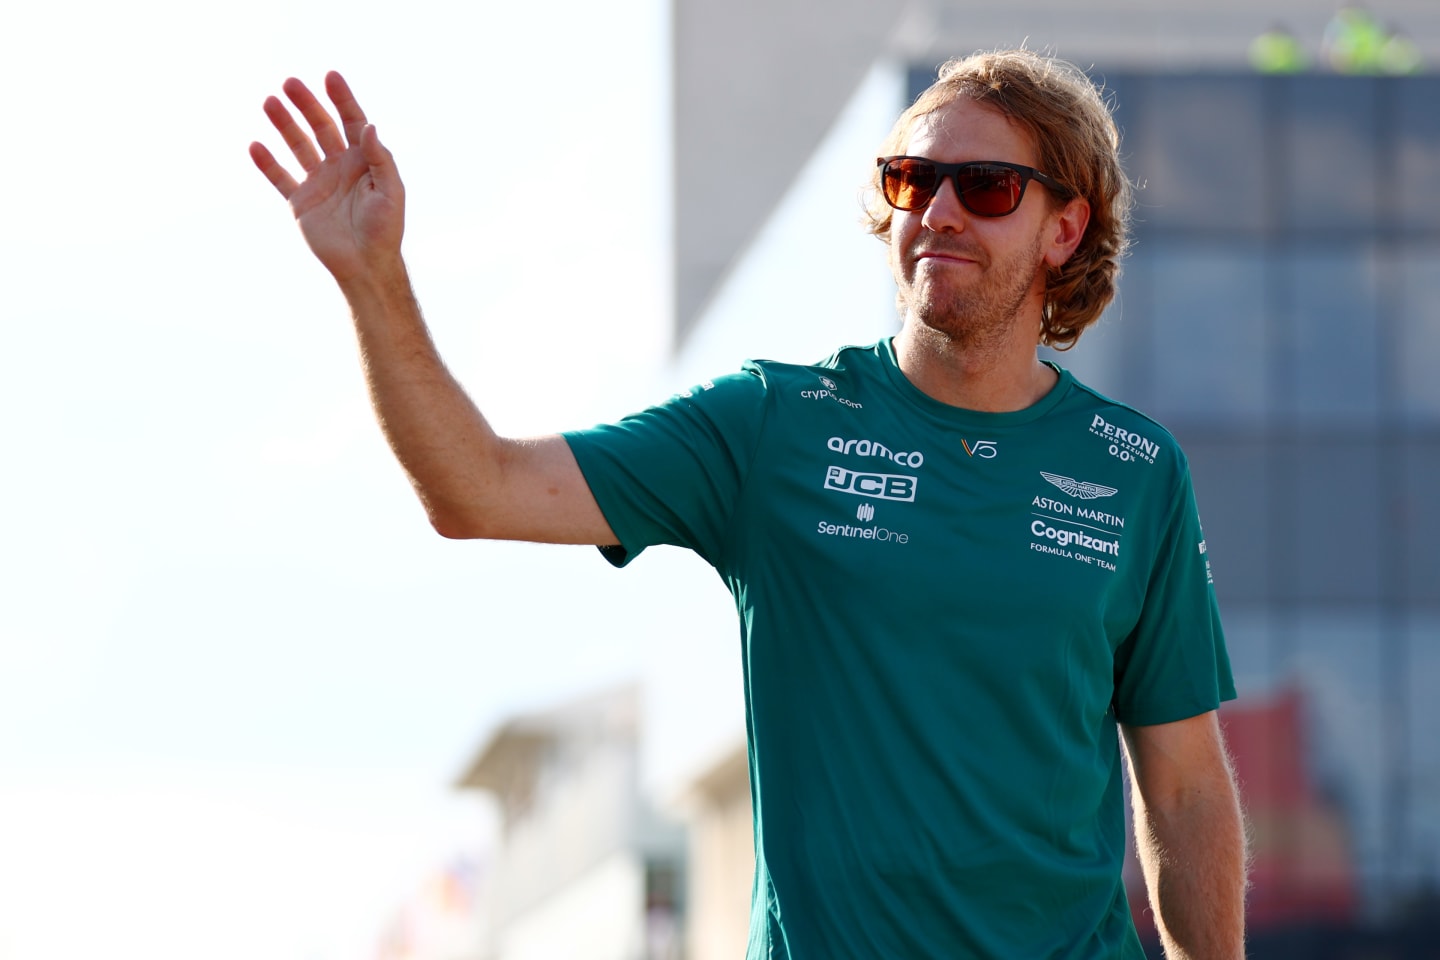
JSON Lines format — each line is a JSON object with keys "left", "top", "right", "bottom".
{"left": 249, "top": 72, "right": 405, "bottom": 285}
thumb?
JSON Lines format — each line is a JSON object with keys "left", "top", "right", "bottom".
{"left": 360, "top": 124, "right": 403, "bottom": 195}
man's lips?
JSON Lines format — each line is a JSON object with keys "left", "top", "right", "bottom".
{"left": 915, "top": 249, "right": 980, "bottom": 265}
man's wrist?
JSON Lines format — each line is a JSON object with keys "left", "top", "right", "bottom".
{"left": 337, "top": 256, "right": 414, "bottom": 313}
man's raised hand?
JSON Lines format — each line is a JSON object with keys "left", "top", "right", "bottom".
{"left": 249, "top": 72, "right": 405, "bottom": 287}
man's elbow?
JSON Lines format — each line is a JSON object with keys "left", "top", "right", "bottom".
{"left": 425, "top": 503, "right": 490, "bottom": 540}
{"left": 432, "top": 519, "right": 479, "bottom": 540}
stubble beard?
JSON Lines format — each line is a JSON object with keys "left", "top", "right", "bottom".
{"left": 900, "top": 234, "right": 1047, "bottom": 353}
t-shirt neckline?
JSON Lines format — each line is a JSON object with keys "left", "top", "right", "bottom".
{"left": 876, "top": 336, "right": 1073, "bottom": 428}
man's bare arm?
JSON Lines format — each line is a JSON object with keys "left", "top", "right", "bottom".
{"left": 1121, "top": 711, "right": 1247, "bottom": 960}
{"left": 249, "top": 72, "right": 614, "bottom": 544}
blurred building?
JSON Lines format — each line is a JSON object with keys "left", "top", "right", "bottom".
{"left": 671, "top": 743, "right": 753, "bottom": 960}
{"left": 672, "top": 0, "right": 1440, "bottom": 346}
{"left": 1048, "top": 65, "right": 1440, "bottom": 938}
{"left": 456, "top": 685, "right": 685, "bottom": 960}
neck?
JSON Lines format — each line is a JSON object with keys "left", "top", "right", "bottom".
{"left": 892, "top": 315, "right": 1058, "bottom": 412}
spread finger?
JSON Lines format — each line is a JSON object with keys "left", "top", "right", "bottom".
{"left": 283, "top": 77, "right": 347, "bottom": 159}
{"left": 325, "top": 72, "right": 370, "bottom": 147}
{"left": 248, "top": 141, "right": 300, "bottom": 199}
{"left": 263, "top": 95, "right": 322, "bottom": 173}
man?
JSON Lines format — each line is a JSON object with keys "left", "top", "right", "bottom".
{"left": 251, "top": 49, "right": 1245, "bottom": 959}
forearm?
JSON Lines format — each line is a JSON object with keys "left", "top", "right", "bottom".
{"left": 253, "top": 76, "right": 612, "bottom": 545}
{"left": 1132, "top": 774, "right": 1247, "bottom": 959}
{"left": 339, "top": 261, "right": 507, "bottom": 537}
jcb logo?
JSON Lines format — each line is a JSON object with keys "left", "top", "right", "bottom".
{"left": 823, "top": 466, "right": 917, "bottom": 502}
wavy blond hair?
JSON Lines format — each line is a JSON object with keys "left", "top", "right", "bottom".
{"left": 864, "top": 49, "right": 1132, "bottom": 349}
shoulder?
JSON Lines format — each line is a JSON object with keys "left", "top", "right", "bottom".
{"left": 1057, "top": 372, "right": 1190, "bottom": 477}
{"left": 741, "top": 341, "right": 894, "bottom": 407}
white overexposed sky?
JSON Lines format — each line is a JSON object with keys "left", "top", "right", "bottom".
{"left": 0, "top": 0, "right": 909, "bottom": 955}
{"left": 2, "top": 0, "right": 672, "bottom": 956}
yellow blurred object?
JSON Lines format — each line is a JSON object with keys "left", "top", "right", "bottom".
{"left": 1381, "top": 31, "right": 1424, "bottom": 75}
{"left": 1322, "top": 5, "right": 1388, "bottom": 74}
{"left": 1250, "top": 25, "right": 1309, "bottom": 74}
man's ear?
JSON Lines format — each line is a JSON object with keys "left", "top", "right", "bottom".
{"left": 1044, "top": 197, "right": 1091, "bottom": 268}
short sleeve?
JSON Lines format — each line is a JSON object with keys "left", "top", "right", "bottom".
{"left": 562, "top": 365, "right": 770, "bottom": 568}
{"left": 1112, "top": 466, "right": 1237, "bottom": 725}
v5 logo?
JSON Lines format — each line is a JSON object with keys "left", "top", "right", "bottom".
{"left": 961, "top": 439, "right": 998, "bottom": 459}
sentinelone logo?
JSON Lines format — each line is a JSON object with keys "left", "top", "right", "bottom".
{"left": 816, "top": 519, "right": 909, "bottom": 543}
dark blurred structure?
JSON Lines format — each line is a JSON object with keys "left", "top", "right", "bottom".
{"left": 1225, "top": 690, "right": 1358, "bottom": 926}
{"left": 1127, "top": 692, "right": 1440, "bottom": 957}
{"left": 1000, "top": 68, "right": 1440, "bottom": 952}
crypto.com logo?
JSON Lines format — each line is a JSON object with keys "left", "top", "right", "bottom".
{"left": 800, "top": 374, "right": 862, "bottom": 409}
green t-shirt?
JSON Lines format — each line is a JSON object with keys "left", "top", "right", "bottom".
{"left": 564, "top": 339, "right": 1235, "bottom": 959}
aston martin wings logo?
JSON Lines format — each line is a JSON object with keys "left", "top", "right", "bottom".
{"left": 1040, "top": 472, "right": 1119, "bottom": 500}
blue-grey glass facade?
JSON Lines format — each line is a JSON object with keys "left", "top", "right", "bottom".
{"left": 909, "top": 67, "right": 1440, "bottom": 935}
{"left": 1090, "top": 72, "right": 1440, "bottom": 924}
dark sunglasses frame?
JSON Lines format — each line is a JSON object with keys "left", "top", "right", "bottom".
{"left": 876, "top": 156, "right": 1067, "bottom": 217}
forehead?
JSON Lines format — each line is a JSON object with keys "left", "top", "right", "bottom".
{"left": 902, "top": 97, "right": 1037, "bottom": 166}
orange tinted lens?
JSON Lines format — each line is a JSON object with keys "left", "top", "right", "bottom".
{"left": 884, "top": 159, "right": 938, "bottom": 210}
{"left": 956, "top": 164, "right": 1024, "bottom": 216}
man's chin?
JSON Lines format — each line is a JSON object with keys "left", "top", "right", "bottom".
{"left": 913, "top": 306, "right": 977, "bottom": 338}
{"left": 908, "top": 300, "right": 1017, "bottom": 348}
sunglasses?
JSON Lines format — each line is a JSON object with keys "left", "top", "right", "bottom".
{"left": 877, "top": 156, "right": 1066, "bottom": 217}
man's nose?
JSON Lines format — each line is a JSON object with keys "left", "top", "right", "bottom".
{"left": 920, "top": 175, "right": 967, "bottom": 231}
